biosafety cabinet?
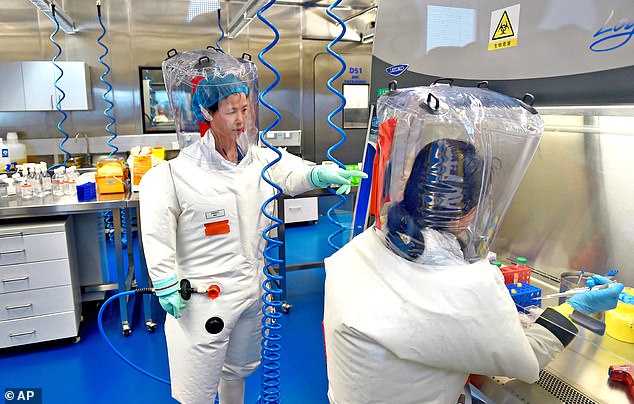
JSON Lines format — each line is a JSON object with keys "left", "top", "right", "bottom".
{"left": 0, "top": 217, "right": 82, "bottom": 348}
{"left": 370, "top": 2, "right": 634, "bottom": 402}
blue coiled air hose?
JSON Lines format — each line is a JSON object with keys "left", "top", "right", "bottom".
{"left": 49, "top": 4, "right": 71, "bottom": 171}
{"left": 97, "top": 0, "right": 119, "bottom": 157}
{"left": 324, "top": 0, "right": 349, "bottom": 251}
{"left": 256, "top": 1, "right": 285, "bottom": 403}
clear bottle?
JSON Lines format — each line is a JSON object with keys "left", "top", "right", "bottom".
{"left": 32, "top": 165, "right": 44, "bottom": 197}
{"left": 40, "top": 162, "right": 52, "bottom": 195}
{"left": 0, "top": 174, "right": 8, "bottom": 198}
{"left": 0, "top": 138, "right": 9, "bottom": 168}
{"left": 11, "top": 173, "right": 22, "bottom": 198}
{"left": 20, "top": 167, "right": 33, "bottom": 199}
{"left": 4, "top": 176, "right": 16, "bottom": 197}
{"left": 52, "top": 167, "right": 66, "bottom": 196}
{"left": 64, "top": 166, "right": 77, "bottom": 195}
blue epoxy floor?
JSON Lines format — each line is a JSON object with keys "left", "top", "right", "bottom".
{"left": 0, "top": 212, "right": 351, "bottom": 403}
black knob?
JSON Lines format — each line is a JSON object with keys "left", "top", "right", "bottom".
{"left": 179, "top": 279, "right": 192, "bottom": 301}
{"left": 205, "top": 317, "right": 224, "bottom": 334}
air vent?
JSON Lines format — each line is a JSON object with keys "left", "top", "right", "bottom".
{"left": 536, "top": 370, "right": 598, "bottom": 404}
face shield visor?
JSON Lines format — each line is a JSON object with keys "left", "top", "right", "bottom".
{"left": 161, "top": 49, "right": 259, "bottom": 150}
{"left": 373, "top": 84, "right": 543, "bottom": 263}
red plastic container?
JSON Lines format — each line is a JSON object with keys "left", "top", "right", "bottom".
{"left": 499, "top": 265, "right": 531, "bottom": 284}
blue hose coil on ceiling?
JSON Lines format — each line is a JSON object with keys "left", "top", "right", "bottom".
{"left": 324, "top": 0, "right": 349, "bottom": 251}
{"left": 97, "top": 1, "right": 119, "bottom": 158}
{"left": 49, "top": 4, "right": 72, "bottom": 170}
{"left": 256, "top": 1, "right": 284, "bottom": 403}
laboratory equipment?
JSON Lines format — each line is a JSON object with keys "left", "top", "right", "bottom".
{"left": 605, "top": 287, "right": 634, "bottom": 343}
{"left": 5, "top": 132, "right": 27, "bottom": 165}
{"left": 608, "top": 364, "right": 634, "bottom": 399}
{"left": 536, "top": 280, "right": 618, "bottom": 300}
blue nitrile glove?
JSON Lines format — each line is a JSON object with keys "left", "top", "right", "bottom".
{"left": 307, "top": 165, "right": 368, "bottom": 195}
{"left": 567, "top": 275, "right": 624, "bottom": 314}
{"left": 153, "top": 274, "right": 187, "bottom": 319}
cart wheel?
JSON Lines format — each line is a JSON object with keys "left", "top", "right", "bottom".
{"left": 73, "top": 336, "right": 81, "bottom": 344}
{"left": 281, "top": 302, "right": 292, "bottom": 314}
{"left": 147, "top": 323, "right": 157, "bottom": 333}
{"left": 122, "top": 326, "right": 132, "bottom": 337}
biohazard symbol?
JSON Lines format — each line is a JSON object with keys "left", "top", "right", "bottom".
{"left": 492, "top": 11, "right": 514, "bottom": 40}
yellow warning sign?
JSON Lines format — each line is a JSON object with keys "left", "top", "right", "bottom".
{"left": 488, "top": 4, "right": 520, "bottom": 51}
{"left": 492, "top": 11, "right": 514, "bottom": 40}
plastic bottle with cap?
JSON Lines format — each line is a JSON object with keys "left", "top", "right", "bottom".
{"left": 517, "top": 256, "right": 528, "bottom": 268}
{"left": 6, "top": 132, "right": 27, "bottom": 164}
{"left": 0, "top": 138, "right": 9, "bottom": 168}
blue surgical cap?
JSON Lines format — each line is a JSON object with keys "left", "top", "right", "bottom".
{"left": 191, "top": 74, "right": 249, "bottom": 122}
{"left": 401, "top": 139, "right": 484, "bottom": 231}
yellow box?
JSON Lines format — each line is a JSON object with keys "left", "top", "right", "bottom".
{"left": 606, "top": 287, "right": 634, "bottom": 343}
{"left": 96, "top": 159, "right": 127, "bottom": 194}
{"left": 97, "top": 175, "right": 126, "bottom": 194}
{"left": 152, "top": 147, "right": 165, "bottom": 160}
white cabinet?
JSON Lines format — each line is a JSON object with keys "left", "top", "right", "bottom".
{"left": 0, "top": 61, "right": 92, "bottom": 112}
{"left": 284, "top": 197, "right": 318, "bottom": 224}
{"left": 22, "top": 61, "right": 92, "bottom": 111}
{"left": 0, "top": 62, "right": 26, "bottom": 111}
{"left": 0, "top": 218, "right": 82, "bottom": 348}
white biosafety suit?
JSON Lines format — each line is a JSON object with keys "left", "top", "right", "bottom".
{"left": 140, "top": 132, "right": 313, "bottom": 404}
{"left": 323, "top": 228, "right": 569, "bottom": 404}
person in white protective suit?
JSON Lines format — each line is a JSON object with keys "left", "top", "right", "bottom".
{"left": 322, "top": 84, "right": 624, "bottom": 404}
{"left": 139, "top": 49, "right": 365, "bottom": 404}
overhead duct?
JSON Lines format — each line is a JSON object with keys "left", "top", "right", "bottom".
{"left": 27, "top": 0, "right": 76, "bottom": 34}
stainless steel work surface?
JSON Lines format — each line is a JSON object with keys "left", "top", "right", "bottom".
{"left": 477, "top": 327, "right": 634, "bottom": 403}
{"left": 0, "top": 193, "right": 128, "bottom": 219}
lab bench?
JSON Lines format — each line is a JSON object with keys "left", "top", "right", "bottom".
{"left": 473, "top": 274, "right": 634, "bottom": 403}
{"left": 0, "top": 192, "right": 154, "bottom": 342}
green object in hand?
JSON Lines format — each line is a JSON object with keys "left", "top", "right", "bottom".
{"left": 307, "top": 165, "right": 368, "bottom": 195}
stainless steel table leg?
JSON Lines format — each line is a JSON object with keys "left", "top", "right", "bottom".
{"left": 113, "top": 208, "right": 130, "bottom": 335}
{"left": 135, "top": 208, "right": 156, "bottom": 332}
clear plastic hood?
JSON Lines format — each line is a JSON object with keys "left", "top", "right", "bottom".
{"left": 373, "top": 84, "right": 544, "bottom": 263}
{"left": 162, "top": 48, "right": 259, "bottom": 151}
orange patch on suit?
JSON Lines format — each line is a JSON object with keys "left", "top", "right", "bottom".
{"left": 204, "top": 220, "right": 230, "bottom": 236}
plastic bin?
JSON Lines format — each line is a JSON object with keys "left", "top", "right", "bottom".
{"left": 500, "top": 265, "right": 531, "bottom": 284}
{"left": 506, "top": 282, "right": 542, "bottom": 313}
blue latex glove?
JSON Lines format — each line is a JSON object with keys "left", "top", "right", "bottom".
{"left": 307, "top": 165, "right": 368, "bottom": 195}
{"left": 567, "top": 275, "right": 624, "bottom": 314}
{"left": 153, "top": 274, "right": 187, "bottom": 319}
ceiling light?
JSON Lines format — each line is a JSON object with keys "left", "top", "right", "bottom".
{"left": 28, "top": 0, "right": 76, "bottom": 34}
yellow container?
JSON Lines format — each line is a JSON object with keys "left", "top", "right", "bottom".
{"left": 605, "top": 287, "right": 634, "bottom": 343}
{"left": 152, "top": 147, "right": 165, "bottom": 160}
{"left": 96, "top": 159, "right": 126, "bottom": 194}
